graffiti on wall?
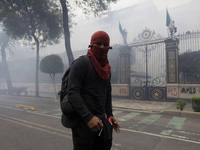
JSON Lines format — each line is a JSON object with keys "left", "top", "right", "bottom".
{"left": 119, "top": 88, "right": 127, "bottom": 95}
{"left": 167, "top": 87, "right": 178, "bottom": 97}
{"left": 181, "top": 87, "right": 196, "bottom": 94}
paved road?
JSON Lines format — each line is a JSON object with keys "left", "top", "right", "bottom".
{"left": 0, "top": 95, "right": 200, "bottom": 150}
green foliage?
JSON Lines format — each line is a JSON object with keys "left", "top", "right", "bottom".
{"left": 74, "top": 0, "right": 118, "bottom": 17}
{"left": 0, "top": 0, "right": 63, "bottom": 97}
{"left": 178, "top": 51, "right": 200, "bottom": 83}
{"left": 40, "top": 54, "right": 64, "bottom": 99}
{"left": 191, "top": 97, "right": 200, "bottom": 112}
{"left": 176, "top": 99, "right": 187, "bottom": 111}
{"left": 12, "top": 87, "right": 27, "bottom": 96}
{"left": 0, "top": 0, "right": 63, "bottom": 46}
{"left": 40, "top": 54, "right": 64, "bottom": 75}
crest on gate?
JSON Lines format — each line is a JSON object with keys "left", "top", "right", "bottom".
{"left": 131, "top": 28, "right": 165, "bottom": 46}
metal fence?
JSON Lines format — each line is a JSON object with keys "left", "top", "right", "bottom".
{"left": 178, "top": 30, "right": 200, "bottom": 54}
{"left": 178, "top": 30, "right": 200, "bottom": 84}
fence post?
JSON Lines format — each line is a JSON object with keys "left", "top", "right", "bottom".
{"left": 165, "top": 38, "right": 179, "bottom": 99}
{"left": 119, "top": 45, "right": 131, "bottom": 98}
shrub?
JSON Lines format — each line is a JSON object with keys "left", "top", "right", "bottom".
{"left": 12, "top": 87, "right": 27, "bottom": 96}
{"left": 176, "top": 99, "right": 187, "bottom": 111}
{"left": 191, "top": 97, "right": 200, "bottom": 112}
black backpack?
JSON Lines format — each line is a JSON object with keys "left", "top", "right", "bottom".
{"left": 58, "top": 55, "right": 90, "bottom": 103}
{"left": 58, "top": 55, "right": 90, "bottom": 128}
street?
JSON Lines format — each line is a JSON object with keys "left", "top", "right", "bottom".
{"left": 0, "top": 95, "right": 200, "bottom": 150}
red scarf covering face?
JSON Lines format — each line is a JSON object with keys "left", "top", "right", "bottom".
{"left": 87, "top": 31, "right": 112, "bottom": 80}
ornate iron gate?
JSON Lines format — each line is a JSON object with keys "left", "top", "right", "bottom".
{"left": 129, "top": 28, "right": 166, "bottom": 100}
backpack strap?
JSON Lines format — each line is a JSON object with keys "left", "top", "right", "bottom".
{"left": 58, "top": 55, "right": 90, "bottom": 96}
{"left": 61, "top": 55, "right": 88, "bottom": 79}
{"left": 61, "top": 66, "right": 70, "bottom": 81}
{"left": 61, "top": 54, "right": 91, "bottom": 84}
{"left": 81, "top": 54, "right": 93, "bottom": 80}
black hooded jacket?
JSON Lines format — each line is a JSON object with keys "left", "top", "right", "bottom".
{"left": 67, "top": 55, "right": 113, "bottom": 124}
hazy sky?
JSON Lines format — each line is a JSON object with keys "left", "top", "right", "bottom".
{"left": 110, "top": 0, "right": 191, "bottom": 10}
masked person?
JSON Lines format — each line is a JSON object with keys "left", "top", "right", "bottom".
{"left": 67, "top": 31, "right": 121, "bottom": 150}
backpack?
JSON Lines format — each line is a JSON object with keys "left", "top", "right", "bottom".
{"left": 58, "top": 55, "right": 90, "bottom": 102}
{"left": 58, "top": 55, "right": 90, "bottom": 128}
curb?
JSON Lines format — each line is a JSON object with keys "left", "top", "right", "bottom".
{"left": 113, "top": 106, "right": 200, "bottom": 119}
{"left": 161, "top": 110, "right": 200, "bottom": 119}
{"left": 112, "top": 106, "right": 164, "bottom": 113}
{"left": 0, "top": 94, "right": 59, "bottom": 103}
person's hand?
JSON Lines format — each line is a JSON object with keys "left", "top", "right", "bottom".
{"left": 87, "top": 116, "right": 103, "bottom": 132}
{"left": 109, "top": 116, "right": 121, "bottom": 133}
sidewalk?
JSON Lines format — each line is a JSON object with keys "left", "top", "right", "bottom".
{"left": 112, "top": 97, "right": 200, "bottom": 119}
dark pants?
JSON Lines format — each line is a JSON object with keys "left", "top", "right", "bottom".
{"left": 71, "top": 118, "right": 113, "bottom": 150}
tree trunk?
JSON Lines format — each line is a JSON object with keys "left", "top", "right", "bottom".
{"left": 0, "top": 36, "right": 13, "bottom": 95}
{"left": 50, "top": 74, "right": 58, "bottom": 99}
{"left": 60, "top": 0, "right": 74, "bottom": 66}
{"left": 33, "top": 35, "right": 40, "bottom": 97}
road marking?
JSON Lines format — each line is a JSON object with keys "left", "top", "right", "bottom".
{"left": 160, "top": 116, "right": 186, "bottom": 136}
{"left": 51, "top": 109, "right": 62, "bottom": 116}
{"left": 113, "top": 110, "right": 123, "bottom": 115}
{"left": 36, "top": 110, "right": 51, "bottom": 114}
{"left": 117, "top": 112, "right": 140, "bottom": 122}
{"left": 121, "top": 128, "right": 200, "bottom": 145}
{"left": 36, "top": 109, "right": 62, "bottom": 115}
{"left": 179, "top": 130, "right": 200, "bottom": 136}
{"left": 166, "top": 117, "right": 186, "bottom": 130}
{"left": 53, "top": 109, "right": 61, "bottom": 111}
{"left": 51, "top": 113, "right": 62, "bottom": 116}
{"left": 13, "top": 104, "right": 35, "bottom": 110}
{"left": 130, "top": 114, "right": 162, "bottom": 130}
{"left": 160, "top": 130, "right": 174, "bottom": 136}
{"left": 36, "top": 109, "right": 61, "bottom": 114}
{"left": 169, "top": 130, "right": 200, "bottom": 141}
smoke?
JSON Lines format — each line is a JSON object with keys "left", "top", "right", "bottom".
{"left": 2, "top": 0, "right": 199, "bottom": 87}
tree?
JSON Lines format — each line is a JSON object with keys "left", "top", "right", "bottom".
{"left": 0, "top": 0, "right": 63, "bottom": 97}
{"left": 179, "top": 51, "right": 200, "bottom": 83}
{"left": 0, "top": 62, "right": 3, "bottom": 78}
{"left": 40, "top": 54, "right": 64, "bottom": 99}
{"left": 0, "top": 32, "right": 13, "bottom": 95}
{"left": 59, "top": 0, "right": 118, "bottom": 65}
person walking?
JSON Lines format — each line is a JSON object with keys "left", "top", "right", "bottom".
{"left": 67, "top": 31, "right": 121, "bottom": 150}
